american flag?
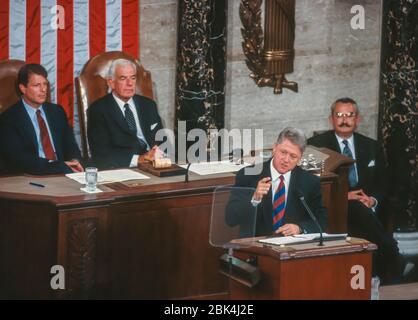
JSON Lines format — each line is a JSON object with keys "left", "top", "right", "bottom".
{"left": 0, "top": 0, "right": 140, "bottom": 125}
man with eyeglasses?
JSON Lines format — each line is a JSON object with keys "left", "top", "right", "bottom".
{"left": 308, "top": 97, "right": 414, "bottom": 283}
{"left": 226, "top": 127, "right": 327, "bottom": 237}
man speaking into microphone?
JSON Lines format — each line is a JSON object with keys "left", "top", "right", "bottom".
{"left": 226, "top": 127, "right": 327, "bottom": 236}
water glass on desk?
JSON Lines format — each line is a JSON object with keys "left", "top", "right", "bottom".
{"left": 85, "top": 167, "right": 98, "bottom": 192}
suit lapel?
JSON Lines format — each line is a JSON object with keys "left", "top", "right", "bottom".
{"left": 353, "top": 133, "right": 366, "bottom": 185}
{"left": 133, "top": 95, "right": 151, "bottom": 145}
{"left": 285, "top": 167, "right": 300, "bottom": 223}
{"left": 43, "top": 104, "right": 63, "bottom": 159}
{"left": 108, "top": 94, "right": 137, "bottom": 137}
{"left": 260, "top": 160, "right": 273, "bottom": 229}
{"left": 17, "top": 102, "right": 39, "bottom": 153}
{"left": 329, "top": 131, "right": 341, "bottom": 152}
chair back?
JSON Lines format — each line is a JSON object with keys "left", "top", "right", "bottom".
{"left": 0, "top": 59, "right": 25, "bottom": 114}
{"left": 75, "top": 51, "right": 154, "bottom": 158}
{"left": 0, "top": 59, "right": 52, "bottom": 115}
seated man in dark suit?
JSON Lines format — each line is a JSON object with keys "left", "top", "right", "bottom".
{"left": 226, "top": 127, "right": 327, "bottom": 237}
{"left": 87, "top": 58, "right": 164, "bottom": 169}
{"left": 0, "top": 64, "right": 83, "bottom": 175}
{"left": 308, "top": 97, "right": 414, "bottom": 282}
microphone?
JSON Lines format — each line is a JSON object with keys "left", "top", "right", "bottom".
{"left": 295, "top": 189, "right": 324, "bottom": 246}
{"left": 230, "top": 148, "right": 244, "bottom": 164}
{"left": 185, "top": 163, "right": 192, "bottom": 183}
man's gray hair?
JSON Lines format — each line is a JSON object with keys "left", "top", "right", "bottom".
{"left": 107, "top": 58, "right": 137, "bottom": 79}
{"left": 276, "top": 127, "right": 307, "bottom": 153}
{"left": 330, "top": 97, "right": 359, "bottom": 115}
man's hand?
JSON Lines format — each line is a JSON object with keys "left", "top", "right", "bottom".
{"left": 253, "top": 177, "right": 272, "bottom": 201}
{"left": 275, "top": 223, "right": 301, "bottom": 236}
{"left": 65, "top": 159, "right": 84, "bottom": 173}
{"left": 348, "top": 189, "right": 375, "bottom": 208}
{"left": 137, "top": 146, "right": 164, "bottom": 165}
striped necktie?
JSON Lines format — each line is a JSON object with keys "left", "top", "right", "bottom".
{"left": 273, "top": 175, "right": 286, "bottom": 232}
{"left": 342, "top": 140, "right": 358, "bottom": 188}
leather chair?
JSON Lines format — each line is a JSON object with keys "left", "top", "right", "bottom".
{"left": 0, "top": 60, "right": 26, "bottom": 174}
{"left": 0, "top": 59, "right": 25, "bottom": 114}
{"left": 75, "top": 51, "right": 155, "bottom": 159}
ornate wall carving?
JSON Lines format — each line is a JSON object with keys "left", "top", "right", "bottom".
{"left": 240, "top": 0, "right": 297, "bottom": 94}
{"left": 379, "top": 0, "right": 418, "bottom": 230}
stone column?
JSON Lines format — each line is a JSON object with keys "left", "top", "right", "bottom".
{"left": 175, "top": 0, "right": 227, "bottom": 155}
{"left": 378, "top": 0, "right": 418, "bottom": 230}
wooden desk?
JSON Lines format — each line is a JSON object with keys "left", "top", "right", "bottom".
{"left": 229, "top": 237, "right": 376, "bottom": 300}
{"left": 0, "top": 150, "right": 352, "bottom": 299}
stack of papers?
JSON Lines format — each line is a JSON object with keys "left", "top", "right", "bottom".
{"left": 259, "top": 233, "right": 347, "bottom": 246}
{"left": 66, "top": 169, "right": 150, "bottom": 184}
{"left": 179, "top": 160, "right": 251, "bottom": 175}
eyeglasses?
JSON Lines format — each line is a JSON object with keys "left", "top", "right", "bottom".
{"left": 334, "top": 112, "right": 357, "bottom": 118}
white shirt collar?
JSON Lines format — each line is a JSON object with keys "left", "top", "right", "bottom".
{"left": 270, "top": 159, "right": 291, "bottom": 183}
{"left": 335, "top": 133, "right": 354, "bottom": 148}
{"left": 112, "top": 93, "right": 134, "bottom": 111}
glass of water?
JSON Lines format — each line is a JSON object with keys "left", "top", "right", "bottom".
{"left": 85, "top": 167, "right": 98, "bottom": 192}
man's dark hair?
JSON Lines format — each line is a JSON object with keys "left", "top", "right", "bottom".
{"left": 17, "top": 64, "right": 48, "bottom": 87}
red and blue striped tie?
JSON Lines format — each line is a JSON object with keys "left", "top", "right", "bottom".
{"left": 273, "top": 175, "right": 286, "bottom": 231}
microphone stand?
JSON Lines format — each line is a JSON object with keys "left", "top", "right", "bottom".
{"left": 299, "top": 196, "right": 324, "bottom": 246}
{"left": 185, "top": 163, "right": 192, "bottom": 183}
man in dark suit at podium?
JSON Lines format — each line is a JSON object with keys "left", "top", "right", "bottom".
{"left": 0, "top": 64, "right": 83, "bottom": 175}
{"left": 87, "top": 58, "right": 164, "bottom": 169}
{"left": 308, "top": 97, "right": 414, "bottom": 282}
{"left": 226, "top": 127, "right": 327, "bottom": 237}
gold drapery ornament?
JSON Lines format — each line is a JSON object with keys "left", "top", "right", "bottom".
{"left": 240, "top": 0, "right": 298, "bottom": 94}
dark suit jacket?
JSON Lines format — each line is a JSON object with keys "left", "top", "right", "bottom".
{"left": 308, "top": 130, "right": 382, "bottom": 200}
{"left": 225, "top": 161, "right": 328, "bottom": 236}
{"left": 0, "top": 101, "right": 82, "bottom": 175}
{"left": 87, "top": 94, "right": 163, "bottom": 169}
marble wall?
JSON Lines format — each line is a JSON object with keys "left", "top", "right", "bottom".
{"left": 138, "top": 0, "right": 382, "bottom": 146}
{"left": 140, "top": 0, "right": 178, "bottom": 130}
{"left": 226, "top": 0, "right": 382, "bottom": 147}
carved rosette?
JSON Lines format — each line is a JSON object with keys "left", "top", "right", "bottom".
{"left": 379, "top": 0, "right": 417, "bottom": 229}
{"left": 67, "top": 219, "right": 97, "bottom": 298}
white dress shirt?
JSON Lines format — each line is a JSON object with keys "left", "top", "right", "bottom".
{"left": 112, "top": 93, "right": 150, "bottom": 167}
{"left": 335, "top": 133, "right": 359, "bottom": 183}
{"left": 270, "top": 160, "right": 291, "bottom": 205}
{"left": 335, "top": 133, "right": 377, "bottom": 211}
{"left": 22, "top": 98, "right": 57, "bottom": 160}
{"left": 251, "top": 160, "right": 292, "bottom": 206}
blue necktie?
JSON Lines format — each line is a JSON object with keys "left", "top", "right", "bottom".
{"left": 342, "top": 140, "right": 358, "bottom": 188}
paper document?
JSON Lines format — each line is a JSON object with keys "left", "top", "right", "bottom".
{"left": 179, "top": 160, "right": 251, "bottom": 175}
{"left": 259, "top": 233, "right": 348, "bottom": 246}
{"left": 66, "top": 169, "right": 150, "bottom": 184}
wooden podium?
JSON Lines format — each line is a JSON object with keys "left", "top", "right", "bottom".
{"left": 227, "top": 237, "right": 377, "bottom": 300}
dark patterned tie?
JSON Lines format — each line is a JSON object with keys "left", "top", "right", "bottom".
{"left": 124, "top": 103, "right": 137, "bottom": 134}
{"left": 124, "top": 103, "right": 148, "bottom": 154}
{"left": 36, "top": 110, "right": 56, "bottom": 160}
{"left": 272, "top": 175, "right": 286, "bottom": 232}
{"left": 342, "top": 140, "right": 358, "bottom": 188}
